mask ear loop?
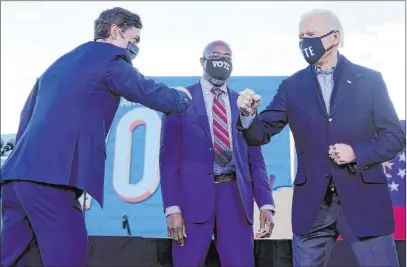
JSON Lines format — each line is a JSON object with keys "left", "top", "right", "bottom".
{"left": 323, "top": 30, "right": 338, "bottom": 52}
{"left": 118, "top": 28, "right": 131, "bottom": 43}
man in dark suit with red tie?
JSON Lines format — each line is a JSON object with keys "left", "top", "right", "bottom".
{"left": 160, "top": 41, "right": 275, "bottom": 267}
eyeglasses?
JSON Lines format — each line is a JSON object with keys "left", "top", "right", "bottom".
{"left": 204, "top": 54, "right": 233, "bottom": 61}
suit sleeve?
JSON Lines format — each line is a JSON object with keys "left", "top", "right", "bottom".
{"left": 237, "top": 80, "right": 289, "bottom": 146}
{"left": 16, "top": 79, "right": 40, "bottom": 143}
{"left": 159, "top": 113, "right": 182, "bottom": 211}
{"left": 248, "top": 146, "right": 274, "bottom": 209}
{"left": 103, "top": 57, "right": 190, "bottom": 114}
{"left": 351, "top": 72, "right": 405, "bottom": 172}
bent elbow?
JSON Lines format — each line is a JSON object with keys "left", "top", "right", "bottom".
{"left": 242, "top": 132, "right": 270, "bottom": 146}
{"left": 175, "top": 100, "right": 190, "bottom": 113}
{"left": 166, "top": 96, "right": 190, "bottom": 114}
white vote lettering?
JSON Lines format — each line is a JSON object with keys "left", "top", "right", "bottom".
{"left": 302, "top": 46, "right": 315, "bottom": 58}
{"left": 212, "top": 61, "right": 230, "bottom": 71}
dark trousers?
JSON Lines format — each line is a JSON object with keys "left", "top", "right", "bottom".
{"left": 292, "top": 191, "right": 399, "bottom": 267}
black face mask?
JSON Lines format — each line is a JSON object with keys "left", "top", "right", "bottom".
{"left": 203, "top": 57, "right": 233, "bottom": 81}
{"left": 299, "top": 30, "right": 335, "bottom": 65}
{"left": 126, "top": 42, "right": 139, "bottom": 60}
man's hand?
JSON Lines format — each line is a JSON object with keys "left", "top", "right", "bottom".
{"left": 166, "top": 213, "right": 187, "bottom": 246}
{"left": 256, "top": 209, "right": 274, "bottom": 238}
{"left": 329, "top": 143, "right": 356, "bottom": 165}
{"left": 174, "top": 86, "right": 192, "bottom": 100}
{"left": 237, "top": 88, "right": 261, "bottom": 116}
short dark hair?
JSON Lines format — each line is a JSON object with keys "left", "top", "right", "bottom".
{"left": 94, "top": 7, "right": 142, "bottom": 41}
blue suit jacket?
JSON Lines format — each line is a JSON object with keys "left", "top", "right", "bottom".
{"left": 0, "top": 41, "right": 190, "bottom": 206}
{"left": 237, "top": 55, "right": 405, "bottom": 237}
{"left": 160, "top": 82, "right": 274, "bottom": 224}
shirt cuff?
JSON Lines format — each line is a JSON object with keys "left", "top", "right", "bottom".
{"left": 260, "top": 204, "right": 276, "bottom": 214}
{"left": 165, "top": 205, "right": 181, "bottom": 216}
{"left": 240, "top": 113, "right": 256, "bottom": 129}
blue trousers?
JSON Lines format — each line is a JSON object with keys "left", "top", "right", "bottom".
{"left": 172, "top": 181, "right": 254, "bottom": 267}
{"left": 292, "top": 193, "right": 400, "bottom": 267}
{"left": 1, "top": 180, "right": 88, "bottom": 267}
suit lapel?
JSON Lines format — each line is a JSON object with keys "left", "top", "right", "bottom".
{"left": 190, "top": 82, "right": 212, "bottom": 141}
{"left": 329, "top": 57, "right": 360, "bottom": 117}
{"left": 190, "top": 82, "right": 241, "bottom": 144}
{"left": 299, "top": 67, "right": 329, "bottom": 118}
{"left": 228, "top": 88, "right": 239, "bottom": 143}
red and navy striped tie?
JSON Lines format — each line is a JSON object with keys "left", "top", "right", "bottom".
{"left": 211, "top": 87, "right": 232, "bottom": 166}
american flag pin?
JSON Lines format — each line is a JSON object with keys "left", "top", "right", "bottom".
{"left": 346, "top": 80, "right": 352, "bottom": 84}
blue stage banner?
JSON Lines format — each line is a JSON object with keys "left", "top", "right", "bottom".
{"left": 0, "top": 76, "right": 295, "bottom": 238}
{"left": 87, "top": 76, "right": 290, "bottom": 238}
{"left": 1, "top": 77, "right": 405, "bottom": 239}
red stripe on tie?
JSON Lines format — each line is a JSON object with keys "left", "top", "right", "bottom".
{"left": 214, "top": 99, "right": 227, "bottom": 114}
{"left": 213, "top": 119, "right": 229, "bottom": 137}
{"left": 214, "top": 128, "right": 230, "bottom": 147}
{"left": 211, "top": 87, "right": 231, "bottom": 166}
{"left": 213, "top": 103, "right": 228, "bottom": 123}
{"left": 214, "top": 142, "right": 227, "bottom": 153}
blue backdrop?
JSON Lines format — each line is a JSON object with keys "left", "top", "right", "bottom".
{"left": 2, "top": 76, "right": 296, "bottom": 238}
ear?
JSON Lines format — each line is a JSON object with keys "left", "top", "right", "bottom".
{"left": 200, "top": 57, "right": 205, "bottom": 67}
{"left": 109, "top": 24, "right": 119, "bottom": 40}
{"left": 333, "top": 31, "right": 340, "bottom": 45}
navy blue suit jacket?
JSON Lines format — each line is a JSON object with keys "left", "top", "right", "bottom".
{"left": 238, "top": 55, "right": 405, "bottom": 237}
{"left": 0, "top": 41, "right": 190, "bottom": 206}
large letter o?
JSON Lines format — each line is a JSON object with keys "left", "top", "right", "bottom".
{"left": 112, "top": 107, "right": 161, "bottom": 202}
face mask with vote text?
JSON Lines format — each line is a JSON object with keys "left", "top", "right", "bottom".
{"left": 299, "top": 30, "right": 335, "bottom": 65}
{"left": 204, "top": 57, "right": 233, "bottom": 81}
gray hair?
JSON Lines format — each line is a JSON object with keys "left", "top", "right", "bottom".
{"left": 299, "top": 9, "right": 344, "bottom": 47}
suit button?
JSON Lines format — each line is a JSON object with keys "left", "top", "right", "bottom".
{"left": 325, "top": 173, "right": 330, "bottom": 178}
{"left": 328, "top": 118, "right": 333, "bottom": 122}
{"left": 365, "top": 166, "right": 369, "bottom": 170}
{"left": 209, "top": 148, "right": 214, "bottom": 152}
{"left": 209, "top": 173, "right": 213, "bottom": 176}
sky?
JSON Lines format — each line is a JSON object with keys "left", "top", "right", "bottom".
{"left": 1, "top": 1, "right": 406, "bottom": 134}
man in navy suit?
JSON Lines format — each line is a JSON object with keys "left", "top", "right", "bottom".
{"left": 237, "top": 9, "right": 405, "bottom": 267}
{"left": 160, "top": 41, "right": 275, "bottom": 267}
{"left": 0, "top": 7, "right": 191, "bottom": 267}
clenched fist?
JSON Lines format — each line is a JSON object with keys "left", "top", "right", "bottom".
{"left": 328, "top": 143, "right": 356, "bottom": 165}
{"left": 237, "top": 88, "right": 261, "bottom": 116}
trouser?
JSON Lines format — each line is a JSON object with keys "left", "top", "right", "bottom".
{"left": 1, "top": 180, "right": 88, "bottom": 267}
{"left": 172, "top": 181, "right": 254, "bottom": 267}
{"left": 292, "top": 191, "right": 399, "bottom": 267}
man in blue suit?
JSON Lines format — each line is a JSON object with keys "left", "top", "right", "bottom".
{"left": 237, "top": 9, "right": 405, "bottom": 267}
{"left": 160, "top": 41, "right": 275, "bottom": 267}
{"left": 0, "top": 7, "right": 191, "bottom": 267}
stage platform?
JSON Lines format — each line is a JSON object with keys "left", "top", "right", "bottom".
{"left": 22, "top": 237, "right": 405, "bottom": 267}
